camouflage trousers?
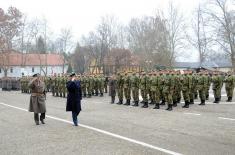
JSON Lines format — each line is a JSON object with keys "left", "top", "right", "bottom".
{"left": 198, "top": 88, "right": 206, "bottom": 100}
{"left": 141, "top": 89, "right": 148, "bottom": 102}
{"left": 151, "top": 90, "right": 160, "bottom": 103}
{"left": 117, "top": 88, "right": 124, "bottom": 100}
{"left": 182, "top": 89, "right": 190, "bottom": 102}
{"left": 124, "top": 88, "right": 131, "bottom": 100}
{"left": 163, "top": 89, "right": 173, "bottom": 105}
{"left": 213, "top": 88, "right": 222, "bottom": 99}
{"left": 226, "top": 87, "right": 234, "bottom": 98}
{"left": 132, "top": 87, "right": 139, "bottom": 102}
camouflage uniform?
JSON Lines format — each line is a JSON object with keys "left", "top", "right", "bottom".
{"left": 140, "top": 72, "right": 149, "bottom": 108}
{"left": 123, "top": 72, "right": 132, "bottom": 105}
{"left": 211, "top": 72, "right": 223, "bottom": 103}
{"left": 224, "top": 73, "right": 235, "bottom": 102}
{"left": 116, "top": 73, "right": 124, "bottom": 105}
{"left": 131, "top": 72, "right": 140, "bottom": 106}
{"left": 198, "top": 72, "right": 207, "bottom": 105}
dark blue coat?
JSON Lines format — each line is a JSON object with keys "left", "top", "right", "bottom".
{"left": 66, "top": 80, "right": 82, "bottom": 113}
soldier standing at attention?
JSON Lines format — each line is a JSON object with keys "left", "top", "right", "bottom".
{"left": 140, "top": 72, "right": 150, "bottom": 108}
{"left": 224, "top": 71, "right": 235, "bottom": 102}
{"left": 116, "top": 72, "right": 124, "bottom": 105}
{"left": 131, "top": 72, "right": 140, "bottom": 107}
{"left": 108, "top": 75, "right": 116, "bottom": 104}
{"left": 28, "top": 73, "right": 46, "bottom": 125}
{"left": 152, "top": 72, "right": 161, "bottom": 109}
{"left": 212, "top": 71, "right": 223, "bottom": 103}
{"left": 99, "top": 74, "right": 105, "bottom": 97}
{"left": 205, "top": 71, "right": 211, "bottom": 100}
{"left": 123, "top": 71, "right": 132, "bottom": 106}
{"left": 198, "top": 71, "right": 207, "bottom": 105}
{"left": 163, "top": 70, "right": 174, "bottom": 111}
{"left": 181, "top": 70, "right": 192, "bottom": 108}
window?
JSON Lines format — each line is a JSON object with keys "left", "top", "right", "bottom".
{"left": 10, "top": 67, "right": 13, "bottom": 73}
{"left": 32, "top": 67, "right": 34, "bottom": 73}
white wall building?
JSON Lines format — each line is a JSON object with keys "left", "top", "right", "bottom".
{"left": 0, "top": 51, "right": 68, "bottom": 78}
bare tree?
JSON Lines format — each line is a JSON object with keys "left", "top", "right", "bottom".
{"left": 187, "top": 4, "right": 213, "bottom": 65}
{"left": 0, "top": 7, "right": 22, "bottom": 77}
{"left": 128, "top": 14, "right": 170, "bottom": 68}
{"left": 204, "top": 0, "right": 235, "bottom": 70}
{"left": 165, "top": 1, "right": 186, "bottom": 66}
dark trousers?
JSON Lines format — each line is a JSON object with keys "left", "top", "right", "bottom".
{"left": 72, "top": 111, "right": 80, "bottom": 126}
{"left": 34, "top": 113, "right": 45, "bottom": 122}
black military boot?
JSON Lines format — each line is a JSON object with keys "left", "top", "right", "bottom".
{"left": 199, "top": 100, "right": 205, "bottom": 105}
{"left": 142, "top": 102, "right": 148, "bottom": 108}
{"left": 124, "top": 99, "right": 130, "bottom": 106}
{"left": 160, "top": 100, "right": 165, "bottom": 105}
{"left": 166, "top": 104, "right": 173, "bottom": 111}
{"left": 132, "top": 101, "right": 139, "bottom": 107}
{"left": 149, "top": 100, "right": 154, "bottom": 105}
{"left": 177, "top": 98, "right": 181, "bottom": 103}
{"left": 100, "top": 93, "right": 103, "bottom": 97}
{"left": 190, "top": 99, "right": 194, "bottom": 104}
{"left": 153, "top": 103, "right": 160, "bottom": 109}
{"left": 111, "top": 96, "right": 115, "bottom": 104}
{"left": 206, "top": 95, "right": 209, "bottom": 100}
{"left": 84, "top": 94, "right": 87, "bottom": 97}
{"left": 173, "top": 101, "right": 177, "bottom": 107}
{"left": 227, "top": 97, "right": 232, "bottom": 102}
{"left": 182, "top": 101, "right": 189, "bottom": 108}
{"left": 213, "top": 98, "right": 219, "bottom": 103}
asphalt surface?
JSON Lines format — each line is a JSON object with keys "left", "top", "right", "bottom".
{"left": 0, "top": 90, "right": 235, "bottom": 155}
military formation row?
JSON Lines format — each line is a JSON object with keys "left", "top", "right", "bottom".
{"left": 0, "top": 77, "right": 21, "bottom": 91}
{"left": 108, "top": 70, "right": 235, "bottom": 111}
{"left": 20, "top": 74, "right": 109, "bottom": 98}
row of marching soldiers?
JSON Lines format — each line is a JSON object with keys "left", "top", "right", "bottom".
{"left": 20, "top": 73, "right": 109, "bottom": 98}
{"left": 108, "top": 70, "right": 235, "bottom": 111}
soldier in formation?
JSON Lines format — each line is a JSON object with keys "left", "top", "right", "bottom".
{"left": 109, "top": 69, "right": 235, "bottom": 111}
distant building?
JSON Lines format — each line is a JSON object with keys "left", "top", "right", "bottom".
{"left": 0, "top": 51, "right": 68, "bottom": 78}
{"left": 174, "top": 61, "right": 233, "bottom": 72}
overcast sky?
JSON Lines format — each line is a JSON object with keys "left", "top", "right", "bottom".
{"left": 1, "top": 0, "right": 201, "bottom": 38}
{"left": 1, "top": 0, "right": 205, "bottom": 61}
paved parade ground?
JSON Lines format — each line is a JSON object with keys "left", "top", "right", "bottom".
{"left": 0, "top": 90, "right": 235, "bottom": 155}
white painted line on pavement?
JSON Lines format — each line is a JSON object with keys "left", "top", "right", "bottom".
{"left": 0, "top": 102, "right": 183, "bottom": 155}
{"left": 184, "top": 113, "right": 201, "bottom": 116}
{"left": 218, "top": 117, "right": 235, "bottom": 121}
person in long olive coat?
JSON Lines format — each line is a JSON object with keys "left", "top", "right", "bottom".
{"left": 66, "top": 72, "right": 82, "bottom": 126}
{"left": 28, "top": 73, "right": 46, "bottom": 125}
{"left": 108, "top": 75, "right": 116, "bottom": 104}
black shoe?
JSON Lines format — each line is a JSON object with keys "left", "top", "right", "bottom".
{"left": 153, "top": 103, "right": 160, "bottom": 109}
{"left": 177, "top": 98, "right": 181, "bottom": 103}
{"left": 173, "top": 102, "right": 177, "bottom": 107}
{"left": 160, "top": 101, "right": 165, "bottom": 105}
{"left": 124, "top": 99, "right": 130, "bottom": 106}
{"left": 189, "top": 99, "right": 194, "bottom": 104}
{"left": 166, "top": 104, "right": 173, "bottom": 111}
{"left": 117, "top": 100, "right": 123, "bottom": 105}
{"left": 213, "top": 98, "right": 219, "bottom": 103}
{"left": 141, "top": 102, "right": 148, "bottom": 108}
{"left": 41, "top": 120, "right": 45, "bottom": 124}
{"left": 182, "top": 102, "right": 189, "bottom": 108}
{"left": 199, "top": 100, "right": 205, "bottom": 105}
{"left": 227, "top": 97, "right": 232, "bottom": 102}
{"left": 35, "top": 121, "right": 39, "bottom": 125}
{"left": 132, "top": 101, "right": 139, "bottom": 107}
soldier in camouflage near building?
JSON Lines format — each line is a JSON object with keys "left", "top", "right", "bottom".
{"left": 116, "top": 72, "right": 124, "bottom": 105}
{"left": 211, "top": 71, "right": 223, "bottom": 103}
{"left": 197, "top": 71, "right": 207, "bottom": 105}
{"left": 151, "top": 72, "right": 161, "bottom": 109}
{"left": 131, "top": 72, "right": 140, "bottom": 107}
{"left": 140, "top": 72, "right": 150, "bottom": 108}
{"left": 123, "top": 71, "right": 132, "bottom": 106}
{"left": 98, "top": 74, "right": 105, "bottom": 97}
{"left": 224, "top": 71, "right": 235, "bottom": 102}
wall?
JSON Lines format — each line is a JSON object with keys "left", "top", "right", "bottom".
{"left": 0, "top": 65, "right": 68, "bottom": 78}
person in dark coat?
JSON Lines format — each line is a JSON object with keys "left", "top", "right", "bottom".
{"left": 108, "top": 75, "right": 117, "bottom": 104}
{"left": 28, "top": 73, "right": 46, "bottom": 125}
{"left": 66, "top": 72, "right": 82, "bottom": 126}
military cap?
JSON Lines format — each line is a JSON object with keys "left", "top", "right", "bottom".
{"left": 32, "top": 73, "right": 40, "bottom": 77}
{"left": 69, "top": 72, "right": 76, "bottom": 77}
